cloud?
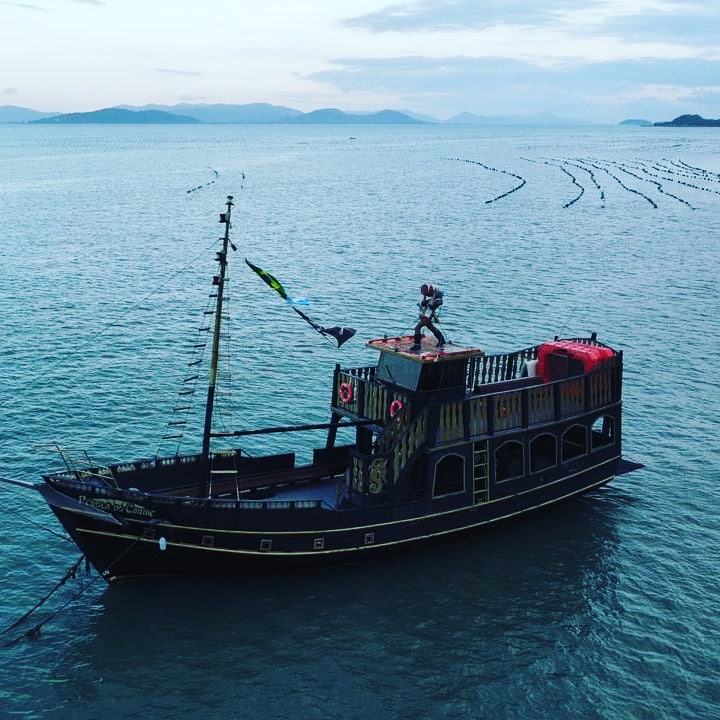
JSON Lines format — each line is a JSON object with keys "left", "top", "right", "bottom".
{"left": 343, "top": 0, "right": 720, "bottom": 49}
{"left": 0, "top": 1, "right": 49, "bottom": 11}
{"left": 309, "top": 54, "right": 720, "bottom": 93}
{"left": 305, "top": 54, "right": 720, "bottom": 119}
{"left": 155, "top": 68, "right": 203, "bottom": 77}
{"left": 600, "top": 6, "right": 720, "bottom": 46}
{"left": 0, "top": 0, "right": 103, "bottom": 10}
{"left": 343, "top": 0, "right": 579, "bottom": 32}
{"left": 3, "top": 87, "right": 19, "bottom": 95}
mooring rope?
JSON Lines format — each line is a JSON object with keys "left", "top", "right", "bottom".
{"left": 3, "top": 556, "right": 85, "bottom": 639}
{"left": 3, "top": 537, "right": 141, "bottom": 646}
{"left": 0, "top": 483, "right": 74, "bottom": 543}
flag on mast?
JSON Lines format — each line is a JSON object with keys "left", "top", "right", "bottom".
{"left": 245, "top": 259, "right": 356, "bottom": 348}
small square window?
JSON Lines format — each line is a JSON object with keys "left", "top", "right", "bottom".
{"left": 259, "top": 538, "right": 272, "bottom": 552}
{"left": 313, "top": 538, "right": 325, "bottom": 550}
{"left": 364, "top": 532, "right": 375, "bottom": 545}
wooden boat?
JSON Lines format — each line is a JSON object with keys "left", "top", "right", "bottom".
{"left": 2, "top": 197, "right": 640, "bottom": 582}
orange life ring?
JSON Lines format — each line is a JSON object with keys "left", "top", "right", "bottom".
{"left": 389, "top": 399, "right": 404, "bottom": 418}
{"left": 339, "top": 382, "right": 354, "bottom": 404}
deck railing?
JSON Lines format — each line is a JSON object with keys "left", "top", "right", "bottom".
{"left": 334, "top": 365, "right": 411, "bottom": 426}
{"left": 335, "top": 349, "right": 622, "bottom": 448}
{"left": 348, "top": 405, "right": 429, "bottom": 495}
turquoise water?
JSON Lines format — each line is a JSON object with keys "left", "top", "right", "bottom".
{"left": 1, "top": 124, "right": 719, "bottom": 719}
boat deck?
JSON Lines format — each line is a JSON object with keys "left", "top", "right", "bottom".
{"left": 366, "top": 335, "right": 483, "bottom": 362}
{"left": 156, "top": 461, "right": 348, "bottom": 508}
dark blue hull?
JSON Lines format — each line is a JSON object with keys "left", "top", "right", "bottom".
{"left": 46, "top": 451, "right": 619, "bottom": 582}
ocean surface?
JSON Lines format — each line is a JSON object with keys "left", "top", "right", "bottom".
{"left": 0, "top": 124, "right": 719, "bottom": 719}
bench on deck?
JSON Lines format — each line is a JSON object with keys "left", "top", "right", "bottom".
{"left": 160, "top": 457, "right": 348, "bottom": 498}
{"left": 473, "top": 375, "right": 544, "bottom": 396}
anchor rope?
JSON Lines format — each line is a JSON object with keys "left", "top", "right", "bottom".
{"left": 3, "top": 537, "right": 141, "bottom": 646}
{"left": 3, "top": 555, "right": 85, "bottom": 637}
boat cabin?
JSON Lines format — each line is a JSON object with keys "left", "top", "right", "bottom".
{"left": 369, "top": 335, "right": 483, "bottom": 393}
{"left": 332, "top": 333, "right": 621, "bottom": 506}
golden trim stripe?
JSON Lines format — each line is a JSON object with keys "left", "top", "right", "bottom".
{"left": 76, "top": 472, "right": 616, "bottom": 558}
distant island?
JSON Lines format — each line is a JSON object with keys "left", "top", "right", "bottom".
{"left": 31, "top": 108, "right": 200, "bottom": 124}
{"left": 619, "top": 118, "right": 652, "bottom": 126}
{"left": 286, "top": 108, "right": 424, "bottom": 124}
{"left": 654, "top": 114, "right": 720, "bottom": 127}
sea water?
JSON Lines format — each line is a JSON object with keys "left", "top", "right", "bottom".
{"left": 0, "top": 124, "right": 719, "bottom": 719}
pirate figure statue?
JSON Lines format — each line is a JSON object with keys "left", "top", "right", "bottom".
{"left": 413, "top": 283, "right": 446, "bottom": 349}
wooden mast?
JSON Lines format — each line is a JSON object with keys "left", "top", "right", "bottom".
{"left": 200, "top": 195, "right": 234, "bottom": 496}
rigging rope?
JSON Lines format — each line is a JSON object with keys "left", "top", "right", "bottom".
{"left": 0, "top": 235, "right": 224, "bottom": 413}
{"left": 0, "top": 483, "right": 74, "bottom": 543}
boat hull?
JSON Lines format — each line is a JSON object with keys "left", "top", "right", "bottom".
{"left": 46, "top": 455, "right": 619, "bottom": 582}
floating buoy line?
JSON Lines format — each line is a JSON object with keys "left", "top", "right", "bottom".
{"left": 443, "top": 157, "right": 527, "bottom": 204}
{"left": 186, "top": 166, "right": 220, "bottom": 194}
{"left": 518, "top": 155, "right": 719, "bottom": 209}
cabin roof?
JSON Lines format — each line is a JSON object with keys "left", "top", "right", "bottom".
{"left": 367, "top": 335, "right": 484, "bottom": 364}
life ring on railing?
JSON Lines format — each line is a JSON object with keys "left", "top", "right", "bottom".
{"left": 338, "top": 382, "right": 354, "bottom": 404}
{"left": 389, "top": 399, "right": 404, "bottom": 418}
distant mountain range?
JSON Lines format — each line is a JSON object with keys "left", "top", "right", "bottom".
{"left": 445, "top": 111, "right": 595, "bottom": 126}
{"left": 0, "top": 105, "right": 58, "bottom": 122}
{"left": 0, "top": 102, "right": 600, "bottom": 126}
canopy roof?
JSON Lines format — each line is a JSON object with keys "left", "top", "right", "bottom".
{"left": 367, "top": 335, "right": 483, "bottom": 364}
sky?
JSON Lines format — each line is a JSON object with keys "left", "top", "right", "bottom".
{"left": 1, "top": 0, "right": 719, "bottom": 122}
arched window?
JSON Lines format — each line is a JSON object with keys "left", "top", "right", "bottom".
{"left": 433, "top": 454, "right": 465, "bottom": 497}
{"left": 591, "top": 415, "right": 615, "bottom": 450}
{"left": 562, "top": 424, "right": 587, "bottom": 462}
{"left": 495, "top": 441, "right": 524, "bottom": 482}
{"left": 530, "top": 434, "right": 557, "bottom": 473}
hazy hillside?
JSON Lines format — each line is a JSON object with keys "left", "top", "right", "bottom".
{"left": 31, "top": 108, "right": 200, "bottom": 124}
{"left": 0, "top": 105, "right": 59, "bottom": 123}
{"left": 119, "top": 102, "right": 302, "bottom": 123}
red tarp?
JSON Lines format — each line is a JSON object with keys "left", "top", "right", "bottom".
{"left": 537, "top": 341, "right": 614, "bottom": 382}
